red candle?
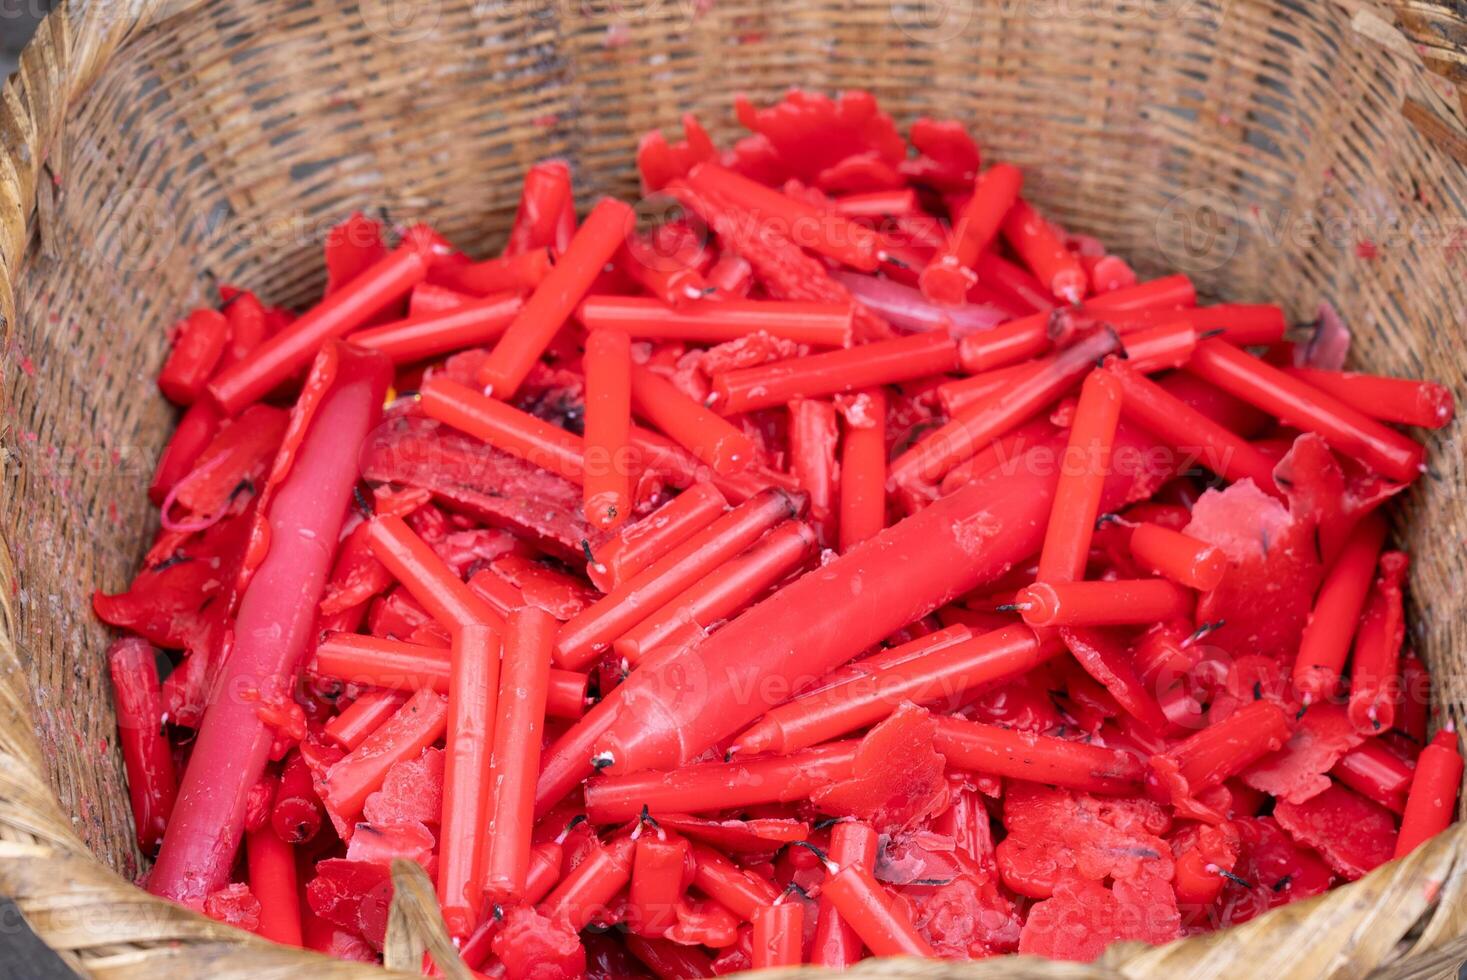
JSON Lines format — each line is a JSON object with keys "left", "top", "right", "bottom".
{"left": 956, "top": 312, "right": 1066, "bottom": 373}
{"left": 583, "top": 329, "right": 634, "bottom": 529}
{"left": 1332, "top": 739, "right": 1414, "bottom": 812}
{"left": 1084, "top": 273, "right": 1196, "bottom": 313}
{"left": 322, "top": 687, "right": 450, "bottom": 821}
{"left": 540, "top": 835, "right": 636, "bottom": 930}
{"left": 1147, "top": 700, "right": 1292, "bottom": 817}
{"left": 432, "top": 248, "right": 552, "bottom": 296}
{"left": 812, "top": 821, "right": 879, "bottom": 967}
{"left": 555, "top": 488, "right": 802, "bottom": 668}
{"left": 790, "top": 399, "right": 839, "bottom": 540}
{"left": 158, "top": 309, "right": 229, "bottom": 405}
{"left": 614, "top": 520, "right": 818, "bottom": 664}
{"left": 834, "top": 188, "right": 918, "bottom": 217}
{"left": 631, "top": 363, "right": 755, "bottom": 475}
{"left": 577, "top": 296, "right": 852, "bottom": 347}
{"left": 752, "top": 899, "right": 805, "bottom": 967}
{"left": 246, "top": 825, "right": 302, "bottom": 946}
{"left": 1119, "top": 320, "right": 1198, "bottom": 374}
{"left": 920, "top": 163, "right": 1024, "bottom": 303}
{"left": 583, "top": 743, "right": 859, "bottom": 823}
{"left": 350, "top": 291, "right": 522, "bottom": 363}
{"left": 1000, "top": 197, "right": 1086, "bottom": 305}
{"left": 1092, "top": 303, "right": 1286, "bottom": 346}
{"left": 1037, "top": 369, "right": 1123, "bottom": 583}
{"left": 836, "top": 388, "right": 888, "bottom": 552}
{"left": 710, "top": 331, "right": 959, "bottom": 414}
{"left": 477, "top": 197, "right": 634, "bottom": 398}
{"left": 535, "top": 696, "right": 622, "bottom": 818}
{"left": 735, "top": 624, "right": 1054, "bottom": 755}
{"left": 364, "top": 513, "right": 503, "bottom": 630}
{"left": 1348, "top": 551, "right": 1410, "bottom": 732}
{"left": 270, "top": 749, "right": 324, "bottom": 843}
{"left": 149, "top": 346, "right": 390, "bottom": 905}
{"left": 408, "top": 282, "right": 474, "bottom": 317}
{"left": 107, "top": 638, "right": 177, "bottom": 855}
{"left": 421, "top": 377, "right": 585, "bottom": 487}
{"left": 932, "top": 716, "right": 1146, "bottom": 794}
{"left": 507, "top": 159, "right": 573, "bottom": 255}
{"left": 625, "top": 935, "right": 718, "bottom": 978}
{"left": 629, "top": 833, "right": 691, "bottom": 936}
{"left": 972, "top": 251, "right": 1057, "bottom": 313}
{"left": 1105, "top": 357, "right": 1280, "bottom": 493}
{"left": 322, "top": 689, "right": 407, "bottom": 751}
{"left": 210, "top": 243, "right": 428, "bottom": 413}
{"left": 1014, "top": 579, "right": 1194, "bottom": 628}
{"left": 689, "top": 842, "right": 781, "bottom": 919}
{"left": 585, "top": 483, "right": 729, "bottom": 591}
{"left": 796, "top": 624, "right": 973, "bottom": 699}
{"left": 937, "top": 361, "right": 1036, "bottom": 415}
{"left": 1129, "top": 521, "right": 1227, "bottom": 591}
{"left": 1185, "top": 339, "right": 1426, "bottom": 483}
{"left": 621, "top": 239, "right": 711, "bottom": 306}
{"left": 1398, "top": 654, "right": 1431, "bottom": 745}
{"left": 438, "top": 623, "right": 499, "bottom": 936}
{"left": 481, "top": 607, "right": 556, "bottom": 900}
{"left": 1282, "top": 366, "right": 1454, "bottom": 430}
{"left": 687, "top": 162, "right": 885, "bottom": 271}
{"left": 820, "top": 861, "right": 934, "bottom": 958}
{"left": 1393, "top": 729, "right": 1463, "bottom": 857}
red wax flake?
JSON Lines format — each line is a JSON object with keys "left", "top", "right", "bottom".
{"left": 345, "top": 820, "right": 437, "bottom": 875}
{"left": 490, "top": 554, "right": 596, "bottom": 620}
{"left": 734, "top": 90, "right": 906, "bottom": 183}
{"left": 697, "top": 332, "right": 803, "bottom": 375}
{"left": 1184, "top": 475, "right": 1323, "bottom": 660}
{"left": 324, "top": 212, "right": 388, "bottom": 297}
{"left": 1297, "top": 302, "right": 1351, "bottom": 371}
{"left": 1019, "top": 872, "right": 1181, "bottom": 961}
{"left": 815, "top": 151, "right": 905, "bottom": 193}
{"left": 1273, "top": 433, "right": 1402, "bottom": 565}
{"left": 710, "top": 926, "right": 755, "bottom": 974}
{"left": 637, "top": 114, "right": 718, "bottom": 191}
{"left": 881, "top": 832, "right": 1021, "bottom": 957}
{"left": 1243, "top": 702, "right": 1364, "bottom": 804}
{"left": 960, "top": 672, "right": 1066, "bottom": 734}
{"left": 362, "top": 746, "right": 443, "bottom": 826}
{"left": 491, "top": 907, "right": 588, "bottom": 980}
{"left": 1218, "top": 816, "right": 1334, "bottom": 925}
{"left": 19, "top": 356, "right": 35, "bottom": 376}
{"left": 1355, "top": 239, "right": 1378, "bottom": 260}
{"left": 1274, "top": 782, "right": 1396, "bottom": 880}
{"left": 655, "top": 814, "right": 811, "bottom": 852}
{"left": 811, "top": 703, "right": 949, "bottom": 833}
{"left": 901, "top": 118, "right": 981, "bottom": 190}
{"left": 666, "top": 898, "right": 741, "bottom": 948}
{"left": 244, "top": 777, "right": 274, "bottom": 832}
{"left": 431, "top": 527, "right": 523, "bottom": 577}
{"left": 203, "top": 882, "right": 262, "bottom": 933}
{"left": 306, "top": 859, "right": 393, "bottom": 950}
{"left": 1199, "top": 653, "right": 1291, "bottom": 724}
{"left": 996, "top": 783, "right": 1172, "bottom": 900}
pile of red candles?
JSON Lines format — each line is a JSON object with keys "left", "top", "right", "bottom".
{"left": 97, "top": 89, "right": 1460, "bottom": 973}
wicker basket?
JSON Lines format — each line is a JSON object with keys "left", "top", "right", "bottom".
{"left": 1, "top": 0, "right": 1465, "bottom": 976}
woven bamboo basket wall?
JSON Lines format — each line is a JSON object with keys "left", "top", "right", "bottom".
{"left": 0, "top": 0, "right": 1465, "bottom": 976}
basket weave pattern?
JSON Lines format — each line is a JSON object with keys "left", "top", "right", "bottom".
{"left": 0, "top": 0, "right": 1464, "bottom": 976}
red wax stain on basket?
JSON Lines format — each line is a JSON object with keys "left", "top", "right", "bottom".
{"left": 92, "top": 88, "right": 1455, "bottom": 971}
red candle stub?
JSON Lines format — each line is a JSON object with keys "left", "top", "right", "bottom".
{"left": 97, "top": 91, "right": 1449, "bottom": 970}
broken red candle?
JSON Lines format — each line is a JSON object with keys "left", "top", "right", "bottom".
{"left": 148, "top": 401, "right": 221, "bottom": 505}
{"left": 350, "top": 291, "right": 522, "bottom": 363}
{"left": 1148, "top": 700, "right": 1293, "bottom": 819}
{"left": 482, "top": 607, "right": 556, "bottom": 900}
{"left": 477, "top": 197, "right": 635, "bottom": 398}
{"left": 689, "top": 842, "right": 781, "bottom": 919}
{"left": 271, "top": 750, "right": 323, "bottom": 843}
{"left": 322, "top": 689, "right": 407, "bottom": 751}
{"left": 438, "top": 623, "right": 500, "bottom": 936}
{"left": 1399, "top": 654, "right": 1431, "bottom": 745}
{"left": 1292, "top": 513, "right": 1389, "bottom": 703}
{"left": 687, "top": 162, "right": 885, "bottom": 271}
{"left": 506, "top": 159, "right": 573, "bottom": 255}
{"left": 1333, "top": 739, "right": 1414, "bottom": 813}
{"left": 555, "top": 487, "right": 802, "bottom": 668}
{"left": 932, "top": 716, "right": 1146, "bottom": 794}
{"left": 920, "top": 163, "right": 1023, "bottom": 304}
{"left": 158, "top": 308, "right": 229, "bottom": 405}
{"left": 583, "top": 743, "right": 859, "bottom": 822}
{"left": 1393, "top": 729, "right": 1463, "bottom": 858}
{"left": 108, "top": 637, "right": 176, "bottom": 855}
{"left": 936, "top": 361, "right": 1035, "bottom": 415}
{"left": 585, "top": 483, "right": 729, "bottom": 591}
{"left": 540, "top": 835, "right": 636, "bottom": 930}
{"left": 210, "top": 244, "right": 427, "bottom": 413}
{"left": 813, "top": 820, "right": 880, "bottom": 967}
{"left": 791, "top": 399, "right": 839, "bottom": 539}
{"left": 321, "top": 687, "right": 449, "bottom": 821}
{"left": 956, "top": 313, "right": 1064, "bottom": 373}
{"left": 1282, "top": 366, "right": 1454, "bottom": 430}
{"left": 890, "top": 327, "right": 1119, "bottom": 489}
{"left": 631, "top": 363, "right": 755, "bottom": 474}
{"left": 629, "top": 833, "right": 692, "bottom": 936}
{"left": 838, "top": 388, "right": 887, "bottom": 552}
{"left": 364, "top": 513, "right": 503, "bottom": 630}
{"left": 421, "top": 376, "right": 585, "bottom": 486}
{"left": 1348, "top": 551, "right": 1410, "bottom": 733}
{"left": 1037, "top": 369, "right": 1122, "bottom": 583}
{"left": 1185, "top": 338, "right": 1426, "bottom": 483}
{"left": 247, "top": 825, "right": 302, "bottom": 946}
{"left": 432, "top": 248, "right": 552, "bottom": 296}
{"left": 577, "top": 296, "right": 852, "bottom": 347}
{"left": 752, "top": 899, "right": 805, "bottom": 967}
{"left": 1000, "top": 197, "right": 1087, "bottom": 305}
{"left": 735, "top": 624, "right": 1054, "bottom": 755}
{"left": 1014, "top": 579, "right": 1193, "bottom": 628}
{"left": 583, "top": 329, "right": 634, "bottom": 529}
{"left": 711, "top": 331, "right": 959, "bottom": 414}
{"left": 1105, "top": 357, "right": 1280, "bottom": 493}
{"left": 1129, "top": 522, "right": 1227, "bottom": 591}
{"left": 821, "top": 861, "right": 935, "bottom": 958}
{"left": 614, "top": 520, "right": 818, "bottom": 664}
{"left": 149, "top": 345, "right": 390, "bottom": 905}
{"left": 1119, "top": 320, "right": 1198, "bottom": 374}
